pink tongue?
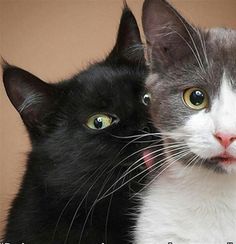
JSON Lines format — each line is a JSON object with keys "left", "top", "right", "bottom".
{"left": 142, "top": 150, "right": 154, "bottom": 168}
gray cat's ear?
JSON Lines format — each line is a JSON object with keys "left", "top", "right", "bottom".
{"left": 142, "top": 0, "right": 198, "bottom": 69}
{"left": 3, "top": 63, "right": 56, "bottom": 130}
{"left": 107, "top": 4, "right": 144, "bottom": 64}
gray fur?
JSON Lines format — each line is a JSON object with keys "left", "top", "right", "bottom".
{"left": 146, "top": 29, "right": 236, "bottom": 125}
{"left": 143, "top": 0, "right": 236, "bottom": 171}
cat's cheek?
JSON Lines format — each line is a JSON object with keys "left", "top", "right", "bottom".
{"left": 182, "top": 111, "right": 223, "bottom": 158}
{"left": 146, "top": 73, "right": 166, "bottom": 123}
{"left": 186, "top": 140, "right": 221, "bottom": 159}
{"left": 227, "top": 144, "right": 236, "bottom": 158}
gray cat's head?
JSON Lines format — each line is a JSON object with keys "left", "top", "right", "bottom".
{"left": 142, "top": 0, "right": 236, "bottom": 173}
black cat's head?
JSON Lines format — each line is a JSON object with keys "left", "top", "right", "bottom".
{"left": 2, "top": 7, "right": 158, "bottom": 198}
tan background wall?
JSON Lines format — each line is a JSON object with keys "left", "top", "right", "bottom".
{"left": 0, "top": 0, "right": 236, "bottom": 238}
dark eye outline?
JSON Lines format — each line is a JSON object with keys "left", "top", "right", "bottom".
{"left": 85, "top": 113, "right": 120, "bottom": 131}
{"left": 142, "top": 93, "right": 151, "bottom": 106}
{"left": 183, "top": 87, "right": 209, "bottom": 110}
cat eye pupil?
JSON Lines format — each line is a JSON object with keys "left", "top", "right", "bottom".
{"left": 86, "top": 113, "right": 118, "bottom": 130}
{"left": 183, "top": 87, "right": 208, "bottom": 110}
{"left": 94, "top": 117, "right": 103, "bottom": 129}
{"left": 190, "top": 90, "right": 204, "bottom": 106}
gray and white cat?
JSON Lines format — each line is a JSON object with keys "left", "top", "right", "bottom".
{"left": 135, "top": 0, "right": 236, "bottom": 243}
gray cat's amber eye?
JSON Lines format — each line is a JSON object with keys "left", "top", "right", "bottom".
{"left": 86, "top": 114, "right": 116, "bottom": 130}
{"left": 183, "top": 88, "right": 208, "bottom": 110}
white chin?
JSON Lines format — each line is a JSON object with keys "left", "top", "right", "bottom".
{"left": 220, "top": 162, "right": 236, "bottom": 174}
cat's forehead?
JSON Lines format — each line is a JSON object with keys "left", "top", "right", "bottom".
{"left": 206, "top": 28, "right": 236, "bottom": 88}
{"left": 157, "top": 27, "right": 236, "bottom": 90}
{"left": 67, "top": 64, "right": 145, "bottom": 116}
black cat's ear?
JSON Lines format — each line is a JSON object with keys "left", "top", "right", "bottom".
{"left": 2, "top": 63, "right": 56, "bottom": 131}
{"left": 142, "top": 0, "right": 199, "bottom": 70}
{"left": 107, "top": 3, "right": 144, "bottom": 64}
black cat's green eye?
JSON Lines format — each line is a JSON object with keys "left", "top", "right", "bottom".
{"left": 183, "top": 88, "right": 208, "bottom": 110}
{"left": 86, "top": 114, "right": 117, "bottom": 130}
{"left": 142, "top": 93, "right": 151, "bottom": 106}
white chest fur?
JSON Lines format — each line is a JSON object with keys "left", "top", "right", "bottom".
{"left": 135, "top": 162, "right": 236, "bottom": 244}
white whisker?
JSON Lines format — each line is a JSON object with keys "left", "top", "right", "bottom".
{"left": 98, "top": 146, "right": 190, "bottom": 201}
{"left": 131, "top": 149, "right": 192, "bottom": 199}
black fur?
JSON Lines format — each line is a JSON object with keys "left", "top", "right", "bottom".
{"left": 2, "top": 7, "right": 157, "bottom": 244}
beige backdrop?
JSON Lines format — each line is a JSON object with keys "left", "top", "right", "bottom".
{"left": 0, "top": 0, "right": 236, "bottom": 238}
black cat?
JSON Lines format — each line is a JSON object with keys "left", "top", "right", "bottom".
{"left": 2, "top": 6, "right": 158, "bottom": 244}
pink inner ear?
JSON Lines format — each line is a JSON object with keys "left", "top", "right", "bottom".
{"left": 3, "top": 65, "right": 56, "bottom": 128}
{"left": 142, "top": 149, "right": 154, "bottom": 168}
{"left": 142, "top": 0, "right": 198, "bottom": 68}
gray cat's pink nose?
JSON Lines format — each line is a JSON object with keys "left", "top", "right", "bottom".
{"left": 214, "top": 132, "right": 236, "bottom": 148}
